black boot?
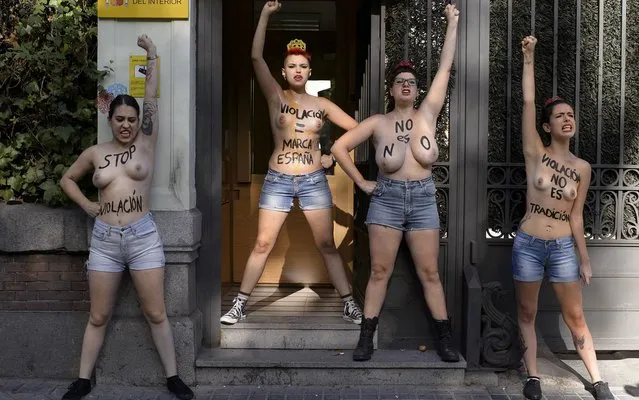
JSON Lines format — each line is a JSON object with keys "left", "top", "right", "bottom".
{"left": 435, "top": 319, "right": 460, "bottom": 362}
{"left": 353, "top": 316, "right": 378, "bottom": 361}
{"left": 61, "top": 378, "right": 91, "bottom": 400}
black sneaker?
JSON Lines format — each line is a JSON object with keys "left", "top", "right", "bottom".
{"left": 167, "top": 375, "right": 194, "bottom": 400}
{"left": 61, "top": 378, "right": 91, "bottom": 400}
{"left": 220, "top": 296, "right": 247, "bottom": 325}
{"left": 592, "top": 381, "right": 615, "bottom": 400}
{"left": 523, "top": 376, "right": 542, "bottom": 400}
{"left": 343, "top": 298, "right": 363, "bottom": 325}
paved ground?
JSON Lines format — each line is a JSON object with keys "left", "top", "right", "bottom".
{"left": 1, "top": 379, "right": 637, "bottom": 400}
{"left": 1, "top": 353, "right": 637, "bottom": 400}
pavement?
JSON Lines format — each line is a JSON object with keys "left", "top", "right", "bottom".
{"left": 1, "top": 353, "right": 637, "bottom": 400}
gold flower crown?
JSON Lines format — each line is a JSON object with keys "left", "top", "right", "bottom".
{"left": 287, "top": 39, "right": 306, "bottom": 52}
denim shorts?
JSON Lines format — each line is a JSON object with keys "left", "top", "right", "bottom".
{"left": 259, "top": 168, "right": 333, "bottom": 212}
{"left": 365, "top": 175, "right": 440, "bottom": 231}
{"left": 511, "top": 230, "right": 579, "bottom": 283}
{"left": 87, "top": 213, "right": 165, "bottom": 272}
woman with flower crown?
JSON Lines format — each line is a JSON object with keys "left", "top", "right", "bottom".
{"left": 509, "top": 35, "right": 614, "bottom": 400}
{"left": 220, "top": 0, "right": 363, "bottom": 327}
{"left": 331, "top": 4, "right": 460, "bottom": 362}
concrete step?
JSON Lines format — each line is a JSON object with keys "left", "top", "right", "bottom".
{"left": 220, "top": 315, "right": 375, "bottom": 349}
{"left": 196, "top": 348, "right": 466, "bottom": 386}
{"left": 221, "top": 285, "right": 373, "bottom": 349}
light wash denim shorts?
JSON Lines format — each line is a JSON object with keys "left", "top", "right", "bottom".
{"left": 87, "top": 213, "right": 165, "bottom": 272}
{"left": 365, "top": 175, "right": 440, "bottom": 231}
{"left": 511, "top": 230, "right": 580, "bottom": 283}
{"left": 259, "top": 168, "right": 333, "bottom": 212}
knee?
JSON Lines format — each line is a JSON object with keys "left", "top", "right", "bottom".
{"left": 562, "top": 308, "right": 586, "bottom": 330}
{"left": 517, "top": 303, "right": 537, "bottom": 324}
{"left": 420, "top": 268, "right": 441, "bottom": 285}
{"left": 88, "top": 311, "right": 110, "bottom": 327}
{"left": 253, "top": 237, "right": 274, "bottom": 255}
{"left": 144, "top": 307, "right": 167, "bottom": 325}
{"left": 315, "top": 237, "right": 337, "bottom": 254}
{"left": 369, "top": 263, "right": 392, "bottom": 283}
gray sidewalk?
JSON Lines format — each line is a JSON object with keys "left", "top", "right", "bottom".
{"left": 1, "top": 354, "right": 638, "bottom": 400}
{"left": 0, "top": 380, "right": 637, "bottom": 400}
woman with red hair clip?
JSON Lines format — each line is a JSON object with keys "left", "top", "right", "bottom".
{"left": 512, "top": 35, "right": 613, "bottom": 400}
{"left": 220, "top": 0, "right": 363, "bottom": 328}
{"left": 331, "top": 4, "right": 460, "bottom": 362}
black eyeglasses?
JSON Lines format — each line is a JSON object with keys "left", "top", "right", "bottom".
{"left": 394, "top": 78, "right": 417, "bottom": 86}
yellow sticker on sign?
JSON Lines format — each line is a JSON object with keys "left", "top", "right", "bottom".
{"left": 98, "top": 0, "right": 189, "bottom": 19}
{"left": 129, "top": 55, "right": 160, "bottom": 98}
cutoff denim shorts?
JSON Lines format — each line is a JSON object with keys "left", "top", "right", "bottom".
{"left": 511, "top": 230, "right": 580, "bottom": 283}
{"left": 87, "top": 213, "right": 165, "bottom": 272}
{"left": 365, "top": 175, "right": 440, "bottom": 231}
{"left": 259, "top": 168, "right": 333, "bottom": 212}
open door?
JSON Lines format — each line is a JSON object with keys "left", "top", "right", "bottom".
{"left": 222, "top": 0, "right": 357, "bottom": 286}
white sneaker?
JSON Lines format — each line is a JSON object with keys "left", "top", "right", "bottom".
{"left": 220, "top": 296, "right": 247, "bottom": 325}
{"left": 343, "top": 298, "right": 363, "bottom": 324}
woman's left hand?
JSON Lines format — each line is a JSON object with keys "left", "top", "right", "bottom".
{"left": 580, "top": 261, "right": 593, "bottom": 285}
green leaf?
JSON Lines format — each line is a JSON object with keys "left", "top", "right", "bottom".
{"left": 40, "top": 179, "right": 62, "bottom": 204}
{"left": 0, "top": 189, "right": 14, "bottom": 201}
{"left": 54, "top": 126, "right": 74, "bottom": 143}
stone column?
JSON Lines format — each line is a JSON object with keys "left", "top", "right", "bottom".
{"left": 95, "top": 2, "right": 202, "bottom": 385}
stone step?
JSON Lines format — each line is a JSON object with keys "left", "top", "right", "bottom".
{"left": 220, "top": 315, "right": 376, "bottom": 349}
{"left": 221, "top": 285, "right": 371, "bottom": 349}
{"left": 196, "top": 348, "right": 466, "bottom": 386}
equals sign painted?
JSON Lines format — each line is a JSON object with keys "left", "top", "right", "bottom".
{"left": 295, "top": 123, "right": 305, "bottom": 133}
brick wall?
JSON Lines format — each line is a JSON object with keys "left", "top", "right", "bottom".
{"left": 0, "top": 253, "right": 89, "bottom": 311}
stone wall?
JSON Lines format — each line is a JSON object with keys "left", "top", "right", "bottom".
{"left": 0, "top": 203, "right": 202, "bottom": 384}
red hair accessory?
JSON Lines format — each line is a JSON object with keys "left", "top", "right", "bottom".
{"left": 395, "top": 60, "right": 415, "bottom": 69}
{"left": 544, "top": 96, "right": 563, "bottom": 106}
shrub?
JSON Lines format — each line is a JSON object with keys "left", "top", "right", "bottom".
{"left": 0, "top": 0, "right": 103, "bottom": 206}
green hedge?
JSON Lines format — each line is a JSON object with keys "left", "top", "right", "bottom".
{"left": 0, "top": 0, "right": 102, "bottom": 206}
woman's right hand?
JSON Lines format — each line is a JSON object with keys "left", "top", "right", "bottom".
{"left": 358, "top": 180, "right": 378, "bottom": 196}
{"left": 262, "top": 0, "right": 281, "bottom": 16}
{"left": 83, "top": 202, "right": 101, "bottom": 218}
{"left": 521, "top": 35, "right": 537, "bottom": 57}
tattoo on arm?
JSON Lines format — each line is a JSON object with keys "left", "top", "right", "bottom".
{"left": 141, "top": 101, "right": 157, "bottom": 136}
{"left": 572, "top": 334, "right": 586, "bottom": 350}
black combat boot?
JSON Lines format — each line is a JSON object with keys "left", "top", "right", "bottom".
{"left": 434, "top": 319, "right": 460, "bottom": 362}
{"left": 353, "top": 316, "right": 378, "bottom": 361}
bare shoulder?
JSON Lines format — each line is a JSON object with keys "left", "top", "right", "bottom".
{"left": 571, "top": 155, "right": 591, "bottom": 181}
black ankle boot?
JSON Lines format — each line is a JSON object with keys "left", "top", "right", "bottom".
{"left": 353, "top": 316, "right": 378, "bottom": 361}
{"left": 61, "top": 378, "right": 91, "bottom": 400}
{"left": 434, "top": 319, "right": 460, "bottom": 362}
{"left": 167, "top": 375, "right": 194, "bottom": 400}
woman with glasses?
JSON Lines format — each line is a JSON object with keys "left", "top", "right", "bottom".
{"left": 331, "top": 4, "right": 460, "bottom": 363}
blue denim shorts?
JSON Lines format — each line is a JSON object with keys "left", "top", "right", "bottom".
{"left": 511, "top": 230, "right": 579, "bottom": 283}
{"left": 87, "top": 213, "right": 165, "bottom": 272}
{"left": 259, "top": 168, "right": 333, "bottom": 212}
{"left": 365, "top": 175, "right": 440, "bottom": 231}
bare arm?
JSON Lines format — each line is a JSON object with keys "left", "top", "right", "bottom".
{"left": 60, "top": 147, "right": 100, "bottom": 217}
{"left": 320, "top": 98, "right": 357, "bottom": 131}
{"left": 331, "top": 115, "right": 380, "bottom": 188}
{"left": 521, "top": 36, "right": 544, "bottom": 157}
{"left": 570, "top": 162, "right": 592, "bottom": 283}
{"left": 418, "top": 4, "right": 459, "bottom": 120}
{"left": 138, "top": 35, "right": 159, "bottom": 142}
{"left": 252, "top": 1, "right": 282, "bottom": 103}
